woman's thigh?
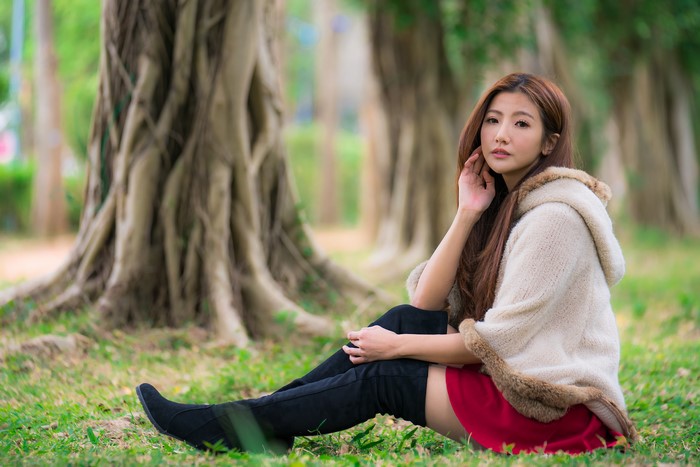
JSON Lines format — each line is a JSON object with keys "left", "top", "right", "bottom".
{"left": 425, "top": 365, "right": 466, "bottom": 441}
{"left": 425, "top": 365, "right": 482, "bottom": 448}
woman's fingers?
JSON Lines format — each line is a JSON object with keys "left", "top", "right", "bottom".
{"left": 347, "top": 327, "right": 368, "bottom": 342}
{"left": 473, "top": 148, "right": 484, "bottom": 174}
{"left": 463, "top": 151, "right": 478, "bottom": 170}
{"left": 465, "top": 149, "right": 479, "bottom": 162}
{"left": 482, "top": 165, "right": 494, "bottom": 184}
{"left": 463, "top": 148, "right": 484, "bottom": 175}
{"left": 345, "top": 326, "right": 394, "bottom": 364}
{"left": 342, "top": 344, "right": 366, "bottom": 364}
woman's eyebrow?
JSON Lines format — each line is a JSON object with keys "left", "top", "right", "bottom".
{"left": 486, "top": 109, "right": 535, "bottom": 119}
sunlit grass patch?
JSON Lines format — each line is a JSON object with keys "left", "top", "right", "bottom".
{"left": 613, "top": 227, "right": 700, "bottom": 343}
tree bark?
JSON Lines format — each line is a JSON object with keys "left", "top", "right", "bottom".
{"left": 32, "top": 0, "right": 68, "bottom": 237}
{"left": 1, "top": 0, "right": 373, "bottom": 345}
{"left": 364, "top": 0, "right": 459, "bottom": 276}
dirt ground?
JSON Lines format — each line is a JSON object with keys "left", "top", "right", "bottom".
{"left": 0, "top": 235, "right": 76, "bottom": 282}
{"left": 0, "top": 228, "right": 369, "bottom": 283}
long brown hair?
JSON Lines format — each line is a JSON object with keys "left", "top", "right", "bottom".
{"left": 454, "top": 73, "right": 574, "bottom": 324}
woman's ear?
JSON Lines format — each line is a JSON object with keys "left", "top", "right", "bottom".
{"left": 543, "top": 133, "right": 560, "bottom": 156}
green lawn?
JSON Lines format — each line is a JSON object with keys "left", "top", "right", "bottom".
{"left": 0, "top": 226, "right": 698, "bottom": 465}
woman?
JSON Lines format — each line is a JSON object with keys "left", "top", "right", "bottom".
{"left": 136, "top": 73, "right": 637, "bottom": 455}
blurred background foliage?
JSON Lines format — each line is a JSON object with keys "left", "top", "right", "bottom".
{"left": 0, "top": 0, "right": 699, "bottom": 236}
{"left": 286, "top": 123, "right": 363, "bottom": 225}
{"left": 1, "top": 0, "right": 98, "bottom": 232}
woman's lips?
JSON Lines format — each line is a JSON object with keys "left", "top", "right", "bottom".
{"left": 491, "top": 148, "right": 511, "bottom": 158}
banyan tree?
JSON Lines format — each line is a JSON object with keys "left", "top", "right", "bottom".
{"left": 0, "top": 0, "right": 373, "bottom": 346}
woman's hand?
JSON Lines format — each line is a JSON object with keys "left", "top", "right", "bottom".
{"left": 458, "top": 148, "right": 496, "bottom": 215}
{"left": 342, "top": 326, "right": 399, "bottom": 364}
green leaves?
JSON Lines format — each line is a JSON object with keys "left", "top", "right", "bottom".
{"left": 396, "top": 426, "right": 419, "bottom": 451}
{"left": 350, "top": 423, "right": 383, "bottom": 450}
{"left": 548, "top": 0, "right": 700, "bottom": 75}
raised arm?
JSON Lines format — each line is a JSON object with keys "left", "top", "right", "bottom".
{"left": 410, "top": 149, "right": 495, "bottom": 310}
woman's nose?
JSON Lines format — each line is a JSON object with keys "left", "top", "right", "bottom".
{"left": 495, "top": 126, "right": 509, "bottom": 144}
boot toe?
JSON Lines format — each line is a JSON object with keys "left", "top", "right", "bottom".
{"left": 136, "top": 383, "right": 233, "bottom": 452}
{"left": 136, "top": 383, "right": 173, "bottom": 436}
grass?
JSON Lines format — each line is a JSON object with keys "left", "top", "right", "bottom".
{"left": 0, "top": 226, "right": 699, "bottom": 465}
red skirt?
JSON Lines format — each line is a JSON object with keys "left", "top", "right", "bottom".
{"left": 445, "top": 364, "right": 621, "bottom": 454}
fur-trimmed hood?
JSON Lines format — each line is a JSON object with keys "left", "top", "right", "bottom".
{"left": 514, "top": 167, "right": 625, "bottom": 287}
{"left": 516, "top": 166, "right": 612, "bottom": 205}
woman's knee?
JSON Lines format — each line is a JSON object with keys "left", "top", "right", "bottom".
{"left": 371, "top": 304, "right": 448, "bottom": 335}
{"left": 370, "top": 304, "right": 413, "bottom": 327}
{"left": 385, "top": 304, "right": 417, "bottom": 317}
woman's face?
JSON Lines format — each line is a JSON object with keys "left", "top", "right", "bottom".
{"left": 480, "top": 91, "right": 555, "bottom": 190}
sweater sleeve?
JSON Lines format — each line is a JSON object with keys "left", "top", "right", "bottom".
{"left": 473, "top": 202, "right": 592, "bottom": 359}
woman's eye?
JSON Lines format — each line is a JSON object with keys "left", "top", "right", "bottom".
{"left": 485, "top": 117, "right": 498, "bottom": 124}
{"left": 515, "top": 120, "right": 530, "bottom": 128}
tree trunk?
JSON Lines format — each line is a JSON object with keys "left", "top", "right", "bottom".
{"left": 610, "top": 51, "right": 700, "bottom": 235}
{"left": 32, "top": 0, "right": 68, "bottom": 236}
{"left": 364, "top": 0, "right": 459, "bottom": 276}
{"left": 359, "top": 68, "right": 386, "bottom": 240}
{"left": 315, "top": 0, "right": 340, "bottom": 225}
{"left": 1, "top": 0, "right": 373, "bottom": 345}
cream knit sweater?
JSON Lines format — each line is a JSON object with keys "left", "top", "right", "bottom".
{"left": 407, "top": 167, "right": 636, "bottom": 440}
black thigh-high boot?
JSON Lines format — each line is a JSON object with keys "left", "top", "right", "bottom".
{"left": 136, "top": 357, "right": 429, "bottom": 454}
{"left": 275, "top": 304, "right": 447, "bottom": 393}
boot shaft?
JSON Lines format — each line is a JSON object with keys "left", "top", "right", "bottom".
{"left": 226, "top": 358, "right": 430, "bottom": 442}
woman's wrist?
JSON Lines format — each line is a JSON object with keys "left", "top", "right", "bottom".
{"left": 455, "top": 207, "right": 481, "bottom": 227}
{"left": 393, "top": 334, "right": 409, "bottom": 359}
